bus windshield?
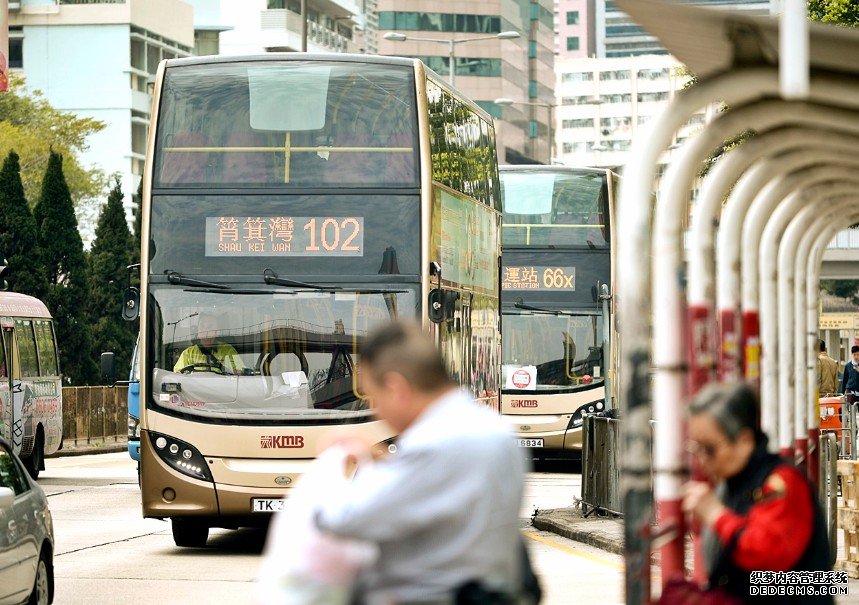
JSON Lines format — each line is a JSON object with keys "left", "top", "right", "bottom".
{"left": 155, "top": 61, "right": 418, "bottom": 188}
{"left": 501, "top": 170, "right": 609, "bottom": 247}
{"left": 149, "top": 285, "right": 418, "bottom": 423}
{"left": 502, "top": 312, "right": 603, "bottom": 391}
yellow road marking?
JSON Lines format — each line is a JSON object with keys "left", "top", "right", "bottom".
{"left": 522, "top": 530, "right": 625, "bottom": 571}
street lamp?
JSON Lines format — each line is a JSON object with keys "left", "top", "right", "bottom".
{"left": 383, "top": 30, "right": 520, "bottom": 87}
{"left": 495, "top": 97, "right": 556, "bottom": 165}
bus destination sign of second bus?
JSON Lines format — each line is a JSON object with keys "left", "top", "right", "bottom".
{"left": 205, "top": 216, "right": 364, "bottom": 257}
{"left": 502, "top": 266, "right": 576, "bottom": 291}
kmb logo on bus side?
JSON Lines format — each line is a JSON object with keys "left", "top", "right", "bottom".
{"left": 260, "top": 435, "right": 305, "bottom": 449}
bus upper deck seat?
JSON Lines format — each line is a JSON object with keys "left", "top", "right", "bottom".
{"left": 220, "top": 132, "right": 277, "bottom": 184}
{"left": 159, "top": 131, "right": 212, "bottom": 184}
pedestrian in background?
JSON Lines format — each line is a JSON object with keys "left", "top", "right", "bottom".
{"left": 841, "top": 345, "right": 859, "bottom": 405}
{"left": 681, "top": 383, "right": 833, "bottom": 604}
{"left": 817, "top": 340, "right": 839, "bottom": 395}
{"left": 309, "top": 321, "right": 534, "bottom": 605}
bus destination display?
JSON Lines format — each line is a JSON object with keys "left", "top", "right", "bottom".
{"left": 205, "top": 216, "right": 364, "bottom": 257}
{"left": 502, "top": 266, "right": 576, "bottom": 291}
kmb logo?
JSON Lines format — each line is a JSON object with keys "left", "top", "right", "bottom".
{"left": 260, "top": 435, "right": 305, "bottom": 449}
{"left": 511, "top": 399, "right": 538, "bottom": 408}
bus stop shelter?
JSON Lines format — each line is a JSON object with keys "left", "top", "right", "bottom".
{"left": 612, "top": 1, "right": 859, "bottom": 602}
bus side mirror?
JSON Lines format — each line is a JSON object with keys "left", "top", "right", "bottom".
{"left": 428, "top": 289, "right": 444, "bottom": 324}
{"left": 122, "top": 287, "right": 140, "bottom": 322}
{"left": 101, "top": 352, "right": 116, "bottom": 384}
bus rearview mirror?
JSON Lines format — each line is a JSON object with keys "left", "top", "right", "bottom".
{"left": 122, "top": 287, "right": 140, "bottom": 322}
{"left": 101, "top": 351, "right": 116, "bottom": 384}
{"left": 428, "top": 289, "right": 444, "bottom": 324}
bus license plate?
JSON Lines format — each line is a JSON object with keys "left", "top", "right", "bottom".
{"left": 517, "top": 439, "right": 544, "bottom": 448}
{"left": 252, "top": 498, "right": 285, "bottom": 513}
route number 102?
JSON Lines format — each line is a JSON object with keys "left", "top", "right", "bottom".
{"left": 304, "top": 217, "right": 361, "bottom": 253}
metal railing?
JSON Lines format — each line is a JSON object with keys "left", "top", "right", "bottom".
{"left": 581, "top": 413, "right": 623, "bottom": 516}
{"left": 819, "top": 432, "right": 839, "bottom": 565}
{"left": 828, "top": 228, "right": 859, "bottom": 250}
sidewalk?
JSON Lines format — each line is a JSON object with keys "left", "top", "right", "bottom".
{"left": 47, "top": 438, "right": 128, "bottom": 458}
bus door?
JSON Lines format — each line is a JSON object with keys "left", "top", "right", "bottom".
{"left": 0, "top": 325, "right": 10, "bottom": 443}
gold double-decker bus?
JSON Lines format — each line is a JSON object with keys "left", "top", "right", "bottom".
{"left": 135, "top": 55, "right": 501, "bottom": 546}
{"left": 500, "top": 166, "right": 618, "bottom": 457}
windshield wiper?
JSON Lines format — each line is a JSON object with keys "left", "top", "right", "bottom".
{"left": 167, "top": 271, "right": 230, "bottom": 290}
{"left": 263, "top": 268, "right": 340, "bottom": 291}
{"left": 513, "top": 302, "right": 581, "bottom": 316}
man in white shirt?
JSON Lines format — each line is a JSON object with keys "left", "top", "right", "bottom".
{"left": 314, "top": 322, "right": 527, "bottom": 605}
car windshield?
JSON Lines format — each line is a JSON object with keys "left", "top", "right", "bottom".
{"left": 148, "top": 285, "right": 418, "bottom": 423}
{"left": 502, "top": 312, "right": 603, "bottom": 391}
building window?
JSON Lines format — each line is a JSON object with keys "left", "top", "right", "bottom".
{"left": 8, "top": 31, "right": 23, "bottom": 69}
{"left": 566, "top": 37, "right": 579, "bottom": 51}
{"left": 600, "top": 70, "right": 630, "bottom": 81}
{"left": 561, "top": 71, "right": 593, "bottom": 83}
{"left": 562, "top": 95, "right": 597, "bottom": 106}
{"left": 601, "top": 116, "right": 632, "bottom": 131}
{"left": 637, "top": 68, "right": 670, "bottom": 80}
{"left": 529, "top": 120, "right": 538, "bottom": 138}
{"left": 195, "top": 30, "right": 220, "bottom": 57}
{"left": 600, "top": 93, "right": 631, "bottom": 104}
{"left": 566, "top": 11, "right": 579, "bottom": 25}
{"left": 638, "top": 92, "right": 669, "bottom": 103}
{"left": 562, "top": 142, "right": 573, "bottom": 153}
{"left": 529, "top": 80, "right": 537, "bottom": 99}
{"left": 562, "top": 118, "right": 594, "bottom": 129}
{"left": 378, "top": 12, "right": 501, "bottom": 33}
{"left": 528, "top": 40, "right": 537, "bottom": 59}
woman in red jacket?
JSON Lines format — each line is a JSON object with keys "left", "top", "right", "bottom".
{"left": 682, "top": 383, "right": 834, "bottom": 604}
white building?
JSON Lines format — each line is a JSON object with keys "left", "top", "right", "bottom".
{"left": 554, "top": 54, "right": 712, "bottom": 169}
{"left": 7, "top": 0, "right": 233, "bottom": 232}
{"left": 219, "top": 0, "right": 362, "bottom": 56}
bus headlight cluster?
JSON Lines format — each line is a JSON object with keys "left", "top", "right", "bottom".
{"left": 149, "top": 432, "right": 213, "bottom": 482}
{"left": 128, "top": 416, "right": 141, "bottom": 440}
{"left": 567, "top": 400, "right": 607, "bottom": 430}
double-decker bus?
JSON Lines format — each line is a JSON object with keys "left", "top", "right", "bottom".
{"left": 127, "top": 336, "right": 140, "bottom": 466}
{"left": 499, "top": 166, "right": 617, "bottom": 457}
{"left": 135, "top": 54, "right": 502, "bottom": 546}
{"left": 0, "top": 292, "right": 63, "bottom": 478}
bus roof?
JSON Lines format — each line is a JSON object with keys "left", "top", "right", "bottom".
{"left": 163, "top": 53, "right": 420, "bottom": 70}
{"left": 0, "top": 292, "right": 52, "bottom": 319}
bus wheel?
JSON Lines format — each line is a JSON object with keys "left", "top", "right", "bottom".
{"left": 171, "top": 518, "right": 209, "bottom": 547}
{"left": 24, "top": 431, "right": 44, "bottom": 480}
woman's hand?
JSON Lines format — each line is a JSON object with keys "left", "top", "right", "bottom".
{"left": 681, "top": 481, "right": 727, "bottom": 527}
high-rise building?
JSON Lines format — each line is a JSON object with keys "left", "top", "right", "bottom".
{"left": 377, "top": 1, "right": 555, "bottom": 165}
{"left": 554, "top": 0, "right": 595, "bottom": 59}
{"left": 8, "top": 0, "right": 203, "bottom": 213}
{"left": 598, "top": 0, "right": 771, "bottom": 57}
{"left": 555, "top": 54, "right": 712, "bottom": 169}
{"left": 219, "top": 0, "right": 362, "bottom": 55}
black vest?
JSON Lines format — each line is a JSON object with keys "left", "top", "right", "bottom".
{"left": 706, "top": 442, "right": 833, "bottom": 604}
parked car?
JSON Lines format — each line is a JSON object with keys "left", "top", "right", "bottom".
{"left": 0, "top": 437, "right": 54, "bottom": 604}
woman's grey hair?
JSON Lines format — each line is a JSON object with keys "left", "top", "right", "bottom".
{"left": 689, "top": 382, "right": 763, "bottom": 442}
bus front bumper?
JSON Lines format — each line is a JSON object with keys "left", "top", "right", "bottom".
{"left": 502, "top": 414, "right": 582, "bottom": 450}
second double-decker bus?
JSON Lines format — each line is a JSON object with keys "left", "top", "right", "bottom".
{"left": 499, "top": 165, "right": 617, "bottom": 457}
{"left": 135, "top": 54, "right": 502, "bottom": 546}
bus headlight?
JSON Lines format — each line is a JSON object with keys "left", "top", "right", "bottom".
{"left": 128, "top": 416, "right": 140, "bottom": 440}
{"left": 567, "top": 400, "right": 606, "bottom": 431}
{"left": 148, "top": 432, "right": 213, "bottom": 482}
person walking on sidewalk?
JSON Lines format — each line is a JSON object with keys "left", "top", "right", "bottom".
{"left": 817, "top": 340, "right": 838, "bottom": 396}
{"left": 841, "top": 345, "right": 859, "bottom": 406}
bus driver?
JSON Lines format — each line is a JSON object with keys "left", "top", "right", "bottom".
{"left": 173, "top": 313, "right": 244, "bottom": 375}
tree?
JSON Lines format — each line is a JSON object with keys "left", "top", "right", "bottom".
{"left": 88, "top": 179, "right": 136, "bottom": 377}
{"left": 0, "top": 151, "right": 49, "bottom": 298}
{"left": 0, "top": 74, "right": 106, "bottom": 208}
{"left": 809, "top": 0, "right": 859, "bottom": 25}
{"left": 33, "top": 151, "right": 98, "bottom": 385}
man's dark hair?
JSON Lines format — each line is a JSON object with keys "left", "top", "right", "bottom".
{"left": 689, "top": 382, "right": 763, "bottom": 444}
{"left": 819, "top": 339, "right": 827, "bottom": 353}
{"left": 359, "top": 321, "right": 454, "bottom": 392}
{"left": 852, "top": 345, "right": 859, "bottom": 354}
